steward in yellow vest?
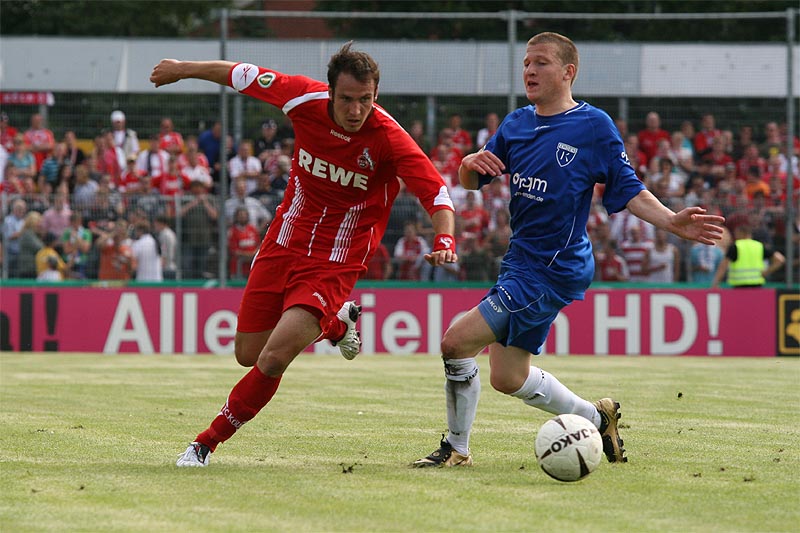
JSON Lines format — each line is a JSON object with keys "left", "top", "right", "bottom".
{"left": 712, "top": 224, "right": 785, "bottom": 288}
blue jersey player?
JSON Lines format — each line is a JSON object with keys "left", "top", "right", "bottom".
{"left": 413, "top": 32, "right": 725, "bottom": 468}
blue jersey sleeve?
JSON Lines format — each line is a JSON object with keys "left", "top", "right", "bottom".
{"left": 477, "top": 113, "right": 512, "bottom": 189}
{"left": 595, "top": 113, "right": 645, "bottom": 214}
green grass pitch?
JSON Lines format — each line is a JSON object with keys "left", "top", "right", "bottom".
{"left": 1, "top": 353, "right": 798, "bottom": 532}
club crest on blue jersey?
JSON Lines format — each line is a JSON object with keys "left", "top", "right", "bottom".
{"left": 357, "top": 147, "right": 374, "bottom": 171}
{"left": 556, "top": 142, "right": 578, "bottom": 167}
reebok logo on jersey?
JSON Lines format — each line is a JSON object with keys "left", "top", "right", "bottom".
{"left": 231, "top": 63, "right": 259, "bottom": 91}
{"left": 297, "top": 147, "right": 369, "bottom": 191}
{"left": 312, "top": 291, "right": 328, "bottom": 308}
{"left": 556, "top": 142, "right": 578, "bottom": 167}
{"left": 330, "top": 129, "right": 351, "bottom": 142}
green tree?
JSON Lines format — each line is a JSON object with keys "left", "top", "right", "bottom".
{"left": 0, "top": 0, "right": 230, "bottom": 37}
{"left": 314, "top": 0, "right": 797, "bottom": 42}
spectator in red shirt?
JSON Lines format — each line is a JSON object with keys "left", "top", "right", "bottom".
{"left": 0, "top": 112, "right": 18, "bottom": 153}
{"left": 736, "top": 144, "right": 768, "bottom": 182}
{"left": 458, "top": 190, "right": 490, "bottom": 244}
{"left": 431, "top": 134, "right": 462, "bottom": 187}
{"left": 91, "top": 134, "right": 118, "bottom": 183}
{"left": 732, "top": 124, "right": 755, "bottom": 160}
{"left": 117, "top": 154, "right": 145, "bottom": 193}
{"left": 637, "top": 111, "right": 670, "bottom": 165}
{"left": 363, "top": 242, "right": 393, "bottom": 280}
{"left": 152, "top": 156, "right": 190, "bottom": 197}
{"left": 227, "top": 206, "right": 260, "bottom": 279}
{"left": 158, "top": 117, "right": 185, "bottom": 156}
{"left": 393, "top": 221, "right": 430, "bottom": 281}
{"left": 447, "top": 112, "right": 473, "bottom": 155}
{"left": 595, "top": 239, "right": 629, "bottom": 282}
{"left": 693, "top": 113, "right": 721, "bottom": 159}
{"left": 177, "top": 137, "right": 212, "bottom": 189}
{"left": 23, "top": 113, "right": 55, "bottom": 171}
{"left": 624, "top": 134, "right": 647, "bottom": 180}
{"left": 703, "top": 135, "right": 734, "bottom": 178}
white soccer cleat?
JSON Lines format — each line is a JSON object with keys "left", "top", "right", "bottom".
{"left": 332, "top": 300, "right": 362, "bottom": 360}
{"left": 176, "top": 442, "right": 211, "bottom": 467}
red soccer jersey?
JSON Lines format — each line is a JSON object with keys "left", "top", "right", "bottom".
{"left": 117, "top": 168, "right": 144, "bottom": 193}
{"left": 637, "top": 128, "right": 670, "bottom": 163}
{"left": 1, "top": 125, "right": 18, "bottom": 152}
{"left": 228, "top": 223, "right": 261, "bottom": 277}
{"left": 159, "top": 132, "right": 185, "bottom": 154}
{"left": 230, "top": 63, "right": 454, "bottom": 266}
{"left": 23, "top": 127, "right": 55, "bottom": 170}
{"left": 151, "top": 172, "right": 189, "bottom": 196}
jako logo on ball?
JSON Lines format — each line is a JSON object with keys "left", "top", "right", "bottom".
{"left": 534, "top": 414, "right": 603, "bottom": 482}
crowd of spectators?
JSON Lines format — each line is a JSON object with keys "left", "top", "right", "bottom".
{"left": 0, "top": 107, "right": 797, "bottom": 285}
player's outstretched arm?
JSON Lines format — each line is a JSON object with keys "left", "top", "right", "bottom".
{"left": 150, "top": 59, "right": 237, "bottom": 88}
{"left": 627, "top": 189, "right": 725, "bottom": 245}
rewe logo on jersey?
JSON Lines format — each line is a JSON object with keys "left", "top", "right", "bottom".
{"left": 556, "top": 142, "right": 578, "bottom": 167}
{"left": 297, "top": 147, "right": 369, "bottom": 191}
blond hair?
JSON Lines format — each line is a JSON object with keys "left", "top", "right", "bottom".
{"left": 23, "top": 211, "right": 42, "bottom": 231}
{"left": 527, "top": 32, "right": 579, "bottom": 84}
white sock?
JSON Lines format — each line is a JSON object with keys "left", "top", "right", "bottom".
{"left": 510, "top": 366, "right": 601, "bottom": 428}
{"left": 443, "top": 358, "right": 480, "bottom": 455}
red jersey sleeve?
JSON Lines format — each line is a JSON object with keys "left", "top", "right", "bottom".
{"left": 229, "top": 63, "right": 328, "bottom": 111}
{"left": 378, "top": 110, "right": 454, "bottom": 217}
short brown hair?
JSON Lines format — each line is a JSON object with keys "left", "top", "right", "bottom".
{"left": 327, "top": 41, "right": 380, "bottom": 90}
{"left": 527, "top": 32, "right": 579, "bottom": 82}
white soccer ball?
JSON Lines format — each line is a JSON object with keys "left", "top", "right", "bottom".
{"left": 534, "top": 413, "right": 603, "bottom": 482}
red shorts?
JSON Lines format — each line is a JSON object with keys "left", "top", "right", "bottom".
{"left": 236, "top": 239, "right": 364, "bottom": 333}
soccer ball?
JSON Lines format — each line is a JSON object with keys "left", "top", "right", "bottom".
{"left": 534, "top": 413, "right": 603, "bottom": 482}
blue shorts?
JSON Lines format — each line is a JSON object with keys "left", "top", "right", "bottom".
{"left": 478, "top": 276, "right": 572, "bottom": 355}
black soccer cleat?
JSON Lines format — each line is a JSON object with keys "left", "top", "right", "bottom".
{"left": 411, "top": 435, "right": 473, "bottom": 468}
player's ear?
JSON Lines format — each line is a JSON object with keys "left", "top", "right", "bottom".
{"left": 374, "top": 86, "right": 379, "bottom": 101}
{"left": 564, "top": 64, "right": 577, "bottom": 85}
{"left": 328, "top": 87, "right": 335, "bottom": 100}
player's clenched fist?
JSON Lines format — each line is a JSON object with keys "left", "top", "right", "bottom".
{"left": 150, "top": 59, "right": 182, "bottom": 87}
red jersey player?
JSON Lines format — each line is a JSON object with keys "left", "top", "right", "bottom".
{"left": 151, "top": 42, "right": 458, "bottom": 467}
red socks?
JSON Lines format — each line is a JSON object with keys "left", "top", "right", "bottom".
{"left": 323, "top": 315, "right": 347, "bottom": 343}
{"left": 196, "top": 366, "right": 282, "bottom": 451}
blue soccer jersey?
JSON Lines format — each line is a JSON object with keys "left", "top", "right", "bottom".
{"left": 479, "top": 101, "right": 645, "bottom": 300}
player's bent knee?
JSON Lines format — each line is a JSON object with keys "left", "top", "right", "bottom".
{"left": 234, "top": 331, "right": 271, "bottom": 368}
{"left": 256, "top": 351, "right": 293, "bottom": 377}
{"left": 234, "top": 349, "right": 258, "bottom": 367}
{"left": 440, "top": 332, "right": 463, "bottom": 359}
{"left": 234, "top": 339, "right": 258, "bottom": 367}
{"left": 489, "top": 372, "right": 523, "bottom": 395}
